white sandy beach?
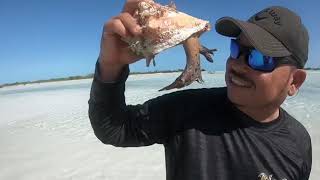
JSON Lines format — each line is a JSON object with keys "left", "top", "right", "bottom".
{"left": 0, "top": 71, "right": 319, "bottom": 180}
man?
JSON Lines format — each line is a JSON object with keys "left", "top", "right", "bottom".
{"left": 88, "top": 0, "right": 312, "bottom": 179}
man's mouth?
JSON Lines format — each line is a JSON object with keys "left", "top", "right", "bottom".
{"left": 229, "top": 72, "right": 253, "bottom": 88}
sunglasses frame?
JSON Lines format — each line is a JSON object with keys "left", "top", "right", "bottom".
{"left": 230, "top": 39, "right": 296, "bottom": 72}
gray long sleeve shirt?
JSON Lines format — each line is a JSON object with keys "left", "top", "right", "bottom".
{"left": 88, "top": 62, "right": 312, "bottom": 180}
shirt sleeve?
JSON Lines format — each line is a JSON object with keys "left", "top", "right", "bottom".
{"left": 300, "top": 136, "right": 312, "bottom": 180}
{"left": 88, "top": 60, "right": 186, "bottom": 147}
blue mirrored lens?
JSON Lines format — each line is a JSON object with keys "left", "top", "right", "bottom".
{"left": 249, "top": 50, "right": 275, "bottom": 71}
{"left": 230, "top": 39, "right": 239, "bottom": 59}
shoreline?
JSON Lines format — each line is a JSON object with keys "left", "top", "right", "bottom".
{"left": 0, "top": 69, "right": 187, "bottom": 88}
{"left": 1, "top": 69, "right": 319, "bottom": 88}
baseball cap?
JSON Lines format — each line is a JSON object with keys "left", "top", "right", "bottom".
{"left": 215, "top": 6, "right": 309, "bottom": 68}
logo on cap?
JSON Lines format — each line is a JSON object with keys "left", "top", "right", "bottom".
{"left": 255, "top": 15, "right": 268, "bottom": 21}
{"left": 263, "top": 8, "right": 282, "bottom": 26}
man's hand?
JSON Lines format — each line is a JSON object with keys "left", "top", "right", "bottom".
{"left": 99, "top": 0, "right": 148, "bottom": 81}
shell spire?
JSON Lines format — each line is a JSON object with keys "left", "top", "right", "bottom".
{"left": 123, "top": 1, "right": 217, "bottom": 91}
{"left": 123, "top": 0, "right": 211, "bottom": 66}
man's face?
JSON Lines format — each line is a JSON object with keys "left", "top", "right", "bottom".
{"left": 225, "top": 34, "right": 295, "bottom": 109}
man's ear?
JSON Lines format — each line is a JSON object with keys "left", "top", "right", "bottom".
{"left": 288, "top": 69, "right": 306, "bottom": 96}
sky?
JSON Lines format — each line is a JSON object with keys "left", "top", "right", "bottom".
{"left": 0, "top": 0, "right": 319, "bottom": 84}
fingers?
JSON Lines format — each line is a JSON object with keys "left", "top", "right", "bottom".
{"left": 122, "top": 0, "right": 141, "bottom": 14}
{"left": 104, "top": 18, "right": 127, "bottom": 38}
{"left": 104, "top": 12, "right": 142, "bottom": 38}
{"left": 117, "top": 12, "right": 142, "bottom": 36}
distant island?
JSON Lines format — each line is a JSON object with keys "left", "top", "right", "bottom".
{"left": 0, "top": 69, "right": 186, "bottom": 88}
{"left": 303, "top": 67, "right": 320, "bottom": 70}
{"left": 1, "top": 67, "right": 319, "bottom": 88}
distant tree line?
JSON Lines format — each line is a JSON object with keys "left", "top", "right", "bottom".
{"left": 4, "top": 67, "right": 318, "bottom": 88}
{"left": 0, "top": 74, "right": 94, "bottom": 88}
{"left": 0, "top": 69, "right": 205, "bottom": 88}
{"left": 130, "top": 69, "right": 186, "bottom": 75}
{"left": 304, "top": 67, "right": 320, "bottom": 70}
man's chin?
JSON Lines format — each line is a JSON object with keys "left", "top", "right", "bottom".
{"left": 227, "top": 86, "right": 248, "bottom": 107}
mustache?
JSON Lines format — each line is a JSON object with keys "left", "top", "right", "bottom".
{"left": 230, "top": 69, "right": 255, "bottom": 85}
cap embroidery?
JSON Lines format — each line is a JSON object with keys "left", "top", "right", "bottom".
{"left": 254, "top": 15, "right": 268, "bottom": 21}
{"left": 263, "top": 8, "right": 282, "bottom": 26}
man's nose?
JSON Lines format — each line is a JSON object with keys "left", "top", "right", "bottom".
{"left": 238, "top": 53, "right": 248, "bottom": 64}
{"left": 232, "top": 54, "right": 251, "bottom": 73}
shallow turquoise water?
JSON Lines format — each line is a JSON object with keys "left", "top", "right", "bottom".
{"left": 0, "top": 71, "right": 319, "bottom": 180}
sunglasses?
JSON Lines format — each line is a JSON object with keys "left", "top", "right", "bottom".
{"left": 230, "top": 39, "right": 293, "bottom": 72}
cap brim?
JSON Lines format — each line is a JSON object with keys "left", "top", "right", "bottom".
{"left": 215, "top": 17, "right": 291, "bottom": 57}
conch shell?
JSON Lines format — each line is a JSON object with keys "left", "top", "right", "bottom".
{"left": 123, "top": 0, "right": 216, "bottom": 91}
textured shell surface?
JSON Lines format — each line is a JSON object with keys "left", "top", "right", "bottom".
{"left": 123, "top": 1, "right": 210, "bottom": 58}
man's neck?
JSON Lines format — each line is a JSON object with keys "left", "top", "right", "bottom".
{"left": 236, "top": 105, "right": 280, "bottom": 123}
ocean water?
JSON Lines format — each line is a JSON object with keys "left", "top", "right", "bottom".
{"left": 0, "top": 71, "right": 319, "bottom": 180}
